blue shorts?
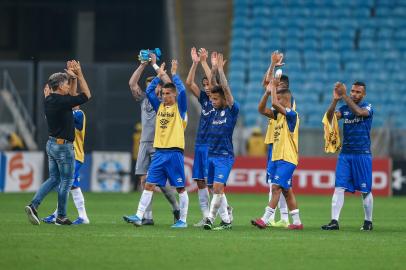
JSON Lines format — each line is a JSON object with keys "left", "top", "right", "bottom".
{"left": 335, "top": 153, "right": 372, "bottom": 193}
{"left": 72, "top": 160, "right": 83, "bottom": 188}
{"left": 266, "top": 144, "right": 275, "bottom": 183}
{"left": 192, "top": 144, "right": 209, "bottom": 180}
{"left": 207, "top": 156, "right": 234, "bottom": 186}
{"left": 146, "top": 150, "right": 185, "bottom": 188}
{"left": 269, "top": 160, "right": 296, "bottom": 190}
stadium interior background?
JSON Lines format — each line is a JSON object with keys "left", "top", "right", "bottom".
{"left": 0, "top": 0, "right": 405, "bottom": 195}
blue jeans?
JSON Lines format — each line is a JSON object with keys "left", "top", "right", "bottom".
{"left": 31, "top": 139, "right": 75, "bottom": 217}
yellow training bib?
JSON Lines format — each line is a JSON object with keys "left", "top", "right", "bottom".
{"left": 272, "top": 109, "right": 299, "bottom": 165}
{"left": 153, "top": 103, "right": 185, "bottom": 149}
{"left": 74, "top": 110, "right": 86, "bottom": 163}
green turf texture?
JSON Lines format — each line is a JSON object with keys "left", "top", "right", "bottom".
{"left": 1, "top": 193, "right": 405, "bottom": 270}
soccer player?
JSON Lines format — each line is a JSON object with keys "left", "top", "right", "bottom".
{"left": 251, "top": 75, "right": 303, "bottom": 230}
{"left": 203, "top": 52, "right": 239, "bottom": 231}
{"left": 321, "top": 82, "right": 374, "bottom": 231}
{"left": 123, "top": 54, "right": 180, "bottom": 225}
{"left": 258, "top": 51, "right": 290, "bottom": 228}
{"left": 126, "top": 59, "right": 189, "bottom": 228}
{"left": 25, "top": 60, "right": 92, "bottom": 225}
{"left": 185, "top": 47, "right": 216, "bottom": 226}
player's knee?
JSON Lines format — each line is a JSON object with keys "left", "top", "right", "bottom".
{"left": 271, "top": 185, "right": 282, "bottom": 194}
{"left": 144, "top": 183, "right": 155, "bottom": 191}
{"left": 212, "top": 183, "right": 224, "bottom": 194}
{"left": 176, "top": 187, "right": 186, "bottom": 193}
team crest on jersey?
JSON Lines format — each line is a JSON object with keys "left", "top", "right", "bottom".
{"left": 160, "top": 118, "right": 169, "bottom": 129}
{"left": 220, "top": 110, "right": 225, "bottom": 117}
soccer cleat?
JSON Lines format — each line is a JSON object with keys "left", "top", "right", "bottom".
{"left": 213, "top": 221, "right": 232, "bottom": 231}
{"left": 288, "top": 223, "right": 304, "bottom": 230}
{"left": 171, "top": 220, "right": 187, "bottom": 228}
{"left": 42, "top": 213, "right": 56, "bottom": 224}
{"left": 25, "top": 205, "right": 40, "bottom": 225}
{"left": 193, "top": 218, "right": 207, "bottom": 227}
{"left": 251, "top": 218, "right": 267, "bottom": 229}
{"left": 173, "top": 209, "right": 180, "bottom": 224}
{"left": 321, "top": 219, "right": 340, "bottom": 230}
{"left": 272, "top": 219, "right": 290, "bottom": 228}
{"left": 142, "top": 218, "right": 155, "bottom": 226}
{"left": 72, "top": 217, "right": 89, "bottom": 225}
{"left": 123, "top": 215, "right": 142, "bottom": 226}
{"left": 266, "top": 220, "right": 276, "bottom": 227}
{"left": 227, "top": 206, "right": 234, "bottom": 222}
{"left": 55, "top": 216, "right": 72, "bottom": 226}
{"left": 203, "top": 218, "right": 213, "bottom": 230}
{"left": 360, "top": 220, "right": 373, "bottom": 231}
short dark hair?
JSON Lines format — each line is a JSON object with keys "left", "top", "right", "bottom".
{"left": 145, "top": 76, "right": 154, "bottom": 84}
{"left": 280, "top": 74, "right": 289, "bottom": 87}
{"left": 162, "top": 82, "right": 176, "bottom": 92}
{"left": 201, "top": 76, "right": 208, "bottom": 85}
{"left": 48, "top": 72, "right": 68, "bottom": 91}
{"left": 353, "top": 81, "right": 366, "bottom": 91}
{"left": 211, "top": 85, "right": 225, "bottom": 97}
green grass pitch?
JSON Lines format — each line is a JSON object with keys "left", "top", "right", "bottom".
{"left": 1, "top": 192, "right": 405, "bottom": 270}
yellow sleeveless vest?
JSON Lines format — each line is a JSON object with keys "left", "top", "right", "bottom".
{"left": 74, "top": 110, "right": 86, "bottom": 163}
{"left": 264, "top": 119, "right": 275, "bottom": 144}
{"left": 153, "top": 103, "right": 185, "bottom": 149}
{"left": 272, "top": 109, "right": 299, "bottom": 165}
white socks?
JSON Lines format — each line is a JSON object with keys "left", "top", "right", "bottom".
{"left": 144, "top": 196, "right": 153, "bottom": 220}
{"left": 362, "top": 192, "right": 373, "bottom": 222}
{"left": 331, "top": 188, "right": 345, "bottom": 221}
{"left": 71, "top": 188, "right": 89, "bottom": 221}
{"left": 178, "top": 191, "right": 189, "bottom": 223}
{"left": 261, "top": 206, "right": 275, "bottom": 223}
{"left": 278, "top": 193, "right": 289, "bottom": 222}
{"left": 209, "top": 194, "right": 223, "bottom": 222}
{"left": 136, "top": 190, "right": 153, "bottom": 219}
{"left": 290, "top": 209, "right": 301, "bottom": 225}
{"left": 198, "top": 188, "right": 210, "bottom": 218}
{"left": 218, "top": 194, "right": 231, "bottom": 223}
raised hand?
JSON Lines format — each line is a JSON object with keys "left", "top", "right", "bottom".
{"left": 334, "top": 82, "right": 346, "bottom": 100}
{"left": 64, "top": 61, "right": 77, "bottom": 79}
{"left": 44, "top": 84, "right": 51, "bottom": 97}
{"left": 211, "top": 51, "right": 218, "bottom": 69}
{"left": 191, "top": 47, "right": 199, "bottom": 63}
{"left": 199, "top": 48, "right": 208, "bottom": 62}
{"left": 217, "top": 53, "right": 227, "bottom": 71}
{"left": 150, "top": 53, "right": 157, "bottom": 65}
{"left": 171, "top": 59, "right": 178, "bottom": 75}
{"left": 70, "top": 60, "right": 83, "bottom": 77}
{"left": 271, "top": 51, "right": 284, "bottom": 67}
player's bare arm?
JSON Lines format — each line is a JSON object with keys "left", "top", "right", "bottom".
{"left": 210, "top": 51, "right": 219, "bottom": 87}
{"left": 268, "top": 77, "right": 286, "bottom": 115}
{"left": 65, "top": 60, "right": 78, "bottom": 96}
{"left": 326, "top": 82, "right": 344, "bottom": 122}
{"left": 185, "top": 47, "right": 201, "bottom": 98}
{"left": 150, "top": 53, "right": 171, "bottom": 84}
{"left": 217, "top": 53, "right": 234, "bottom": 107}
{"left": 199, "top": 48, "right": 212, "bottom": 84}
{"left": 71, "top": 60, "right": 92, "bottom": 99}
{"left": 263, "top": 51, "right": 284, "bottom": 88}
{"left": 129, "top": 61, "right": 148, "bottom": 100}
{"left": 258, "top": 91, "right": 275, "bottom": 119}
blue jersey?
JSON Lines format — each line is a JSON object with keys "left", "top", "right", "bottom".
{"left": 338, "top": 100, "right": 373, "bottom": 154}
{"left": 195, "top": 90, "right": 215, "bottom": 145}
{"left": 207, "top": 102, "right": 239, "bottom": 157}
{"left": 72, "top": 110, "right": 84, "bottom": 131}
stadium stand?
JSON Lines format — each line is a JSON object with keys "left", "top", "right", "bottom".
{"left": 229, "top": 0, "right": 406, "bottom": 128}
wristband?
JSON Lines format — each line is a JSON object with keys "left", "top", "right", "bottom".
{"left": 153, "top": 64, "right": 159, "bottom": 71}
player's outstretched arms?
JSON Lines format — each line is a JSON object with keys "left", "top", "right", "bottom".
{"left": 185, "top": 47, "right": 200, "bottom": 98}
{"left": 129, "top": 62, "right": 148, "bottom": 100}
{"left": 217, "top": 53, "right": 234, "bottom": 107}
{"left": 268, "top": 77, "right": 286, "bottom": 115}
{"left": 171, "top": 59, "right": 187, "bottom": 114}
{"left": 65, "top": 60, "right": 78, "bottom": 96}
{"left": 150, "top": 53, "right": 171, "bottom": 84}
{"left": 210, "top": 51, "right": 219, "bottom": 88}
{"left": 263, "top": 51, "right": 284, "bottom": 88}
